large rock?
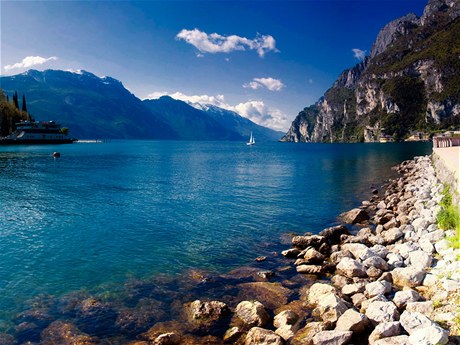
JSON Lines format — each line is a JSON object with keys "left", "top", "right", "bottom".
{"left": 237, "top": 282, "right": 293, "bottom": 310}
{"left": 245, "top": 327, "right": 284, "bottom": 345}
{"left": 408, "top": 250, "right": 432, "bottom": 269}
{"left": 336, "top": 257, "right": 367, "bottom": 278}
{"left": 363, "top": 256, "right": 389, "bottom": 271}
{"left": 340, "top": 208, "right": 369, "bottom": 224}
{"left": 399, "top": 311, "right": 434, "bottom": 335}
{"left": 382, "top": 228, "right": 404, "bottom": 244}
{"left": 307, "top": 283, "right": 336, "bottom": 306}
{"left": 341, "top": 282, "right": 365, "bottom": 296}
{"left": 41, "top": 321, "right": 99, "bottom": 345}
{"left": 365, "top": 281, "right": 392, "bottom": 298}
{"left": 296, "top": 264, "right": 323, "bottom": 274}
{"left": 365, "top": 301, "right": 400, "bottom": 325}
{"left": 292, "top": 235, "right": 325, "bottom": 249}
{"left": 405, "top": 301, "right": 434, "bottom": 314}
{"left": 274, "top": 310, "right": 300, "bottom": 341}
{"left": 235, "top": 301, "right": 270, "bottom": 328}
{"left": 335, "top": 309, "right": 369, "bottom": 333}
{"left": 408, "top": 325, "right": 449, "bottom": 345}
{"left": 282, "top": 248, "right": 301, "bottom": 258}
{"left": 392, "top": 290, "right": 420, "bottom": 309}
{"left": 184, "top": 300, "right": 230, "bottom": 335}
{"left": 341, "top": 243, "right": 375, "bottom": 260}
{"left": 312, "top": 330, "right": 353, "bottom": 345}
{"left": 302, "top": 247, "right": 325, "bottom": 264}
{"left": 274, "top": 310, "right": 299, "bottom": 329}
{"left": 313, "top": 293, "right": 348, "bottom": 323}
{"left": 369, "top": 322, "right": 401, "bottom": 345}
{"left": 392, "top": 267, "right": 426, "bottom": 288}
{"left": 319, "top": 225, "right": 350, "bottom": 245}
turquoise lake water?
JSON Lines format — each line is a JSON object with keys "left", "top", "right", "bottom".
{"left": 0, "top": 141, "right": 431, "bottom": 327}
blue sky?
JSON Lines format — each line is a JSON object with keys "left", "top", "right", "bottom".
{"left": 1, "top": 0, "right": 427, "bottom": 131}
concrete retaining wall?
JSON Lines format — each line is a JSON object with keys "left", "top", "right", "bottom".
{"left": 432, "top": 147, "right": 460, "bottom": 204}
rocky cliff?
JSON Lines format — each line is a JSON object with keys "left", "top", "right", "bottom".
{"left": 281, "top": 0, "right": 460, "bottom": 143}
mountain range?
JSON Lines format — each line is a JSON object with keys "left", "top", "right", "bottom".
{"left": 281, "top": 0, "right": 460, "bottom": 142}
{"left": 0, "top": 69, "right": 283, "bottom": 141}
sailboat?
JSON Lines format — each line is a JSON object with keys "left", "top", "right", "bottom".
{"left": 246, "top": 131, "right": 255, "bottom": 146}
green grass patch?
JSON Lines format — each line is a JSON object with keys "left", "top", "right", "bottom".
{"left": 437, "top": 185, "right": 460, "bottom": 249}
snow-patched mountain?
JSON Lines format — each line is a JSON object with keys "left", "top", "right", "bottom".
{"left": 0, "top": 69, "right": 282, "bottom": 140}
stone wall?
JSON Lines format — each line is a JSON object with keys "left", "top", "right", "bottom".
{"left": 432, "top": 148, "right": 460, "bottom": 206}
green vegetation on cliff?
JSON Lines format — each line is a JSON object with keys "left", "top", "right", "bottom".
{"left": 282, "top": 1, "right": 460, "bottom": 143}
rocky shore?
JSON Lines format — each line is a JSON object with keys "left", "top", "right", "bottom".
{"left": 2, "top": 155, "right": 459, "bottom": 345}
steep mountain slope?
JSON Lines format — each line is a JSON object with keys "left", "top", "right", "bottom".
{"left": 282, "top": 0, "right": 460, "bottom": 143}
{"left": 0, "top": 69, "right": 176, "bottom": 139}
{"left": 142, "top": 96, "right": 242, "bottom": 141}
{"left": 0, "top": 69, "right": 282, "bottom": 141}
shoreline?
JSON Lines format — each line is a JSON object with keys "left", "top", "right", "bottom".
{"left": 2, "top": 153, "right": 458, "bottom": 344}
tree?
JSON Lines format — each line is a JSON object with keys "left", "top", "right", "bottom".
{"left": 22, "top": 94, "right": 27, "bottom": 112}
{"left": 13, "top": 91, "right": 19, "bottom": 109}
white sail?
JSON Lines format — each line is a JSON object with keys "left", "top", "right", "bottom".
{"left": 247, "top": 131, "right": 255, "bottom": 145}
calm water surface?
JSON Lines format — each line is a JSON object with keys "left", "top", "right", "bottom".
{"left": 0, "top": 140, "right": 431, "bottom": 325}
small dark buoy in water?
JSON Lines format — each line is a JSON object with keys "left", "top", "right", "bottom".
{"left": 52, "top": 152, "right": 61, "bottom": 158}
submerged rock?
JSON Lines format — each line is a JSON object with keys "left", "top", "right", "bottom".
{"left": 74, "top": 297, "right": 117, "bottom": 336}
{"left": 237, "top": 282, "right": 293, "bottom": 310}
{"left": 41, "top": 321, "right": 99, "bottom": 345}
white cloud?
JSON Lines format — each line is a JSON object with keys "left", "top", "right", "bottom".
{"left": 352, "top": 48, "right": 366, "bottom": 61}
{"left": 234, "top": 100, "right": 288, "bottom": 131}
{"left": 146, "top": 91, "right": 289, "bottom": 131}
{"left": 243, "top": 77, "right": 285, "bottom": 91}
{"left": 147, "top": 91, "right": 228, "bottom": 108}
{"left": 176, "top": 28, "right": 278, "bottom": 57}
{"left": 4, "top": 56, "right": 58, "bottom": 71}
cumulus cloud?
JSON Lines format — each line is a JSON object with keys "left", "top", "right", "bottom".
{"left": 4, "top": 56, "right": 58, "bottom": 71}
{"left": 352, "top": 48, "right": 366, "bottom": 61}
{"left": 146, "top": 91, "right": 289, "bottom": 131}
{"left": 243, "top": 77, "right": 285, "bottom": 91}
{"left": 176, "top": 28, "right": 278, "bottom": 57}
{"left": 234, "top": 101, "right": 288, "bottom": 131}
